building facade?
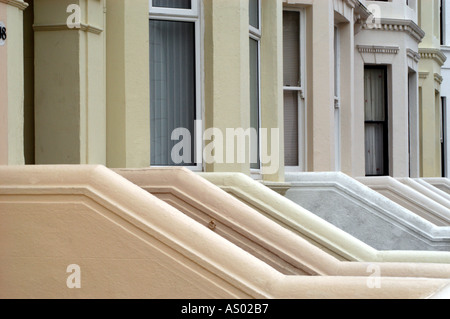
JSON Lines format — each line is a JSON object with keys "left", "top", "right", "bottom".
{"left": 0, "top": 0, "right": 448, "bottom": 179}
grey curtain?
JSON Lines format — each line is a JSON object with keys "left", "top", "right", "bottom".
{"left": 284, "top": 91, "right": 299, "bottom": 166}
{"left": 364, "top": 68, "right": 386, "bottom": 175}
{"left": 150, "top": 20, "right": 196, "bottom": 166}
{"left": 249, "top": 38, "right": 260, "bottom": 169}
{"left": 283, "top": 11, "right": 300, "bottom": 88}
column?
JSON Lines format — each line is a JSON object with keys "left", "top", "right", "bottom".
{"left": 34, "top": 0, "right": 106, "bottom": 165}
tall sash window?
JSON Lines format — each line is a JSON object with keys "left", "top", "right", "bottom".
{"left": 364, "top": 66, "right": 389, "bottom": 176}
{"left": 149, "top": 0, "right": 201, "bottom": 167}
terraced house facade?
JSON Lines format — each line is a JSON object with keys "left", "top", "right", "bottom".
{"left": 2, "top": 0, "right": 450, "bottom": 299}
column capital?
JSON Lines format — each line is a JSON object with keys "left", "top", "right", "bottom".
{"left": 0, "top": 0, "right": 28, "bottom": 10}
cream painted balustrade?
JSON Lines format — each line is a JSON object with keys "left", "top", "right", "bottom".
{"left": 1, "top": 165, "right": 450, "bottom": 299}
{"left": 201, "top": 172, "right": 450, "bottom": 262}
{"left": 118, "top": 167, "right": 450, "bottom": 280}
{"left": 358, "top": 176, "right": 450, "bottom": 226}
{"left": 422, "top": 178, "right": 450, "bottom": 196}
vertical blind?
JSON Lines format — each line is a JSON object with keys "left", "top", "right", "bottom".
{"left": 364, "top": 68, "right": 387, "bottom": 175}
{"left": 283, "top": 11, "right": 300, "bottom": 87}
{"left": 150, "top": 20, "right": 196, "bottom": 166}
{"left": 152, "top": 0, "right": 191, "bottom": 9}
{"left": 284, "top": 91, "right": 299, "bottom": 166}
{"left": 249, "top": 38, "right": 260, "bottom": 169}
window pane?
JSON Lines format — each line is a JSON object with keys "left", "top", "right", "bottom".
{"left": 284, "top": 91, "right": 299, "bottom": 166}
{"left": 365, "top": 123, "right": 385, "bottom": 175}
{"left": 334, "top": 26, "right": 339, "bottom": 97}
{"left": 249, "top": 0, "right": 259, "bottom": 29}
{"left": 250, "top": 38, "right": 260, "bottom": 169}
{"left": 283, "top": 11, "right": 300, "bottom": 87}
{"left": 152, "top": 0, "right": 191, "bottom": 9}
{"left": 150, "top": 20, "right": 196, "bottom": 166}
{"left": 364, "top": 68, "right": 386, "bottom": 121}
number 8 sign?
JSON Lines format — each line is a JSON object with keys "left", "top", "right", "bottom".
{"left": 0, "top": 22, "right": 6, "bottom": 46}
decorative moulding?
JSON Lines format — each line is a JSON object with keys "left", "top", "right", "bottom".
{"left": 362, "top": 18, "right": 425, "bottom": 42}
{"left": 407, "top": 48, "right": 421, "bottom": 63}
{"left": 357, "top": 45, "right": 399, "bottom": 55}
{"left": 33, "top": 23, "right": 103, "bottom": 35}
{"left": 419, "top": 71, "right": 430, "bottom": 79}
{"left": 434, "top": 73, "right": 443, "bottom": 85}
{"left": 419, "top": 48, "right": 447, "bottom": 66}
{"left": 357, "top": 176, "right": 450, "bottom": 227}
{"left": 0, "top": 0, "right": 28, "bottom": 10}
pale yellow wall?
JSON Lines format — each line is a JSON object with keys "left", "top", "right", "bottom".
{"left": 203, "top": 0, "right": 284, "bottom": 181}
{"left": 34, "top": 0, "right": 106, "bottom": 165}
{"left": 260, "top": 0, "right": 284, "bottom": 181}
{"left": 418, "top": 58, "right": 444, "bottom": 177}
{"left": 106, "top": 0, "right": 150, "bottom": 168}
{"left": 310, "top": 0, "right": 335, "bottom": 172}
{"left": 418, "top": 0, "right": 445, "bottom": 177}
{"left": 204, "top": 0, "right": 251, "bottom": 175}
{"left": 419, "top": 0, "right": 441, "bottom": 48}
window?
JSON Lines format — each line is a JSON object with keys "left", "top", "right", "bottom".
{"left": 283, "top": 9, "right": 306, "bottom": 170}
{"left": 249, "top": 0, "right": 261, "bottom": 170}
{"left": 364, "top": 66, "right": 389, "bottom": 176}
{"left": 149, "top": 0, "right": 202, "bottom": 168}
{"left": 149, "top": 0, "right": 198, "bottom": 17}
{"left": 441, "top": 97, "right": 447, "bottom": 177}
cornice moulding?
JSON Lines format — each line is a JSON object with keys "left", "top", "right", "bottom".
{"left": 419, "top": 48, "right": 447, "bottom": 66}
{"left": 354, "top": 0, "right": 372, "bottom": 20}
{"left": 435, "top": 73, "right": 443, "bottom": 84}
{"left": 0, "top": 0, "right": 28, "bottom": 10}
{"left": 357, "top": 45, "right": 399, "bottom": 55}
{"left": 362, "top": 18, "right": 425, "bottom": 42}
{"left": 419, "top": 72, "right": 430, "bottom": 79}
{"left": 33, "top": 23, "right": 103, "bottom": 35}
{"left": 407, "top": 48, "right": 421, "bottom": 63}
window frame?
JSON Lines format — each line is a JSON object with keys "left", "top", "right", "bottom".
{"left": 249, "top": 0, "right": 262, "bottom": 176}
{"left": 283, "top": 8, "right": 307, "bottom": 173}
{"left": 364, "top": 65, "right": 390, "bottom": 177}
{"left": 149, "top": 0, "right": 199, "bottom": 18}
{"left": 149, "top": 0, "right": 204, "bottom": 171}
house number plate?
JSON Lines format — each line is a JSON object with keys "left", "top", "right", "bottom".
{"left": 0, "top": 22, "right": 6, "bottom": 46}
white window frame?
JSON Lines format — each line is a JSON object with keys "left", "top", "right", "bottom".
{"left": 149, "top": 0, "right": 198, "bottom": 18}
{"left": 334, "top": 25, "right": 341, "bottom": 171}
{"left": 249, "top": 0, "right": 262, "bottom": 177}
{"left": 284, "top": 8, "right": 307, "bottom": 173}
{"left": 149, "top": 0, "right": 204, "bottom": 171}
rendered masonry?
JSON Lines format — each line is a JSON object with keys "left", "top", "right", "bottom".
{"left": 1, "top": 0, "right": 450, "bottom": 300}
